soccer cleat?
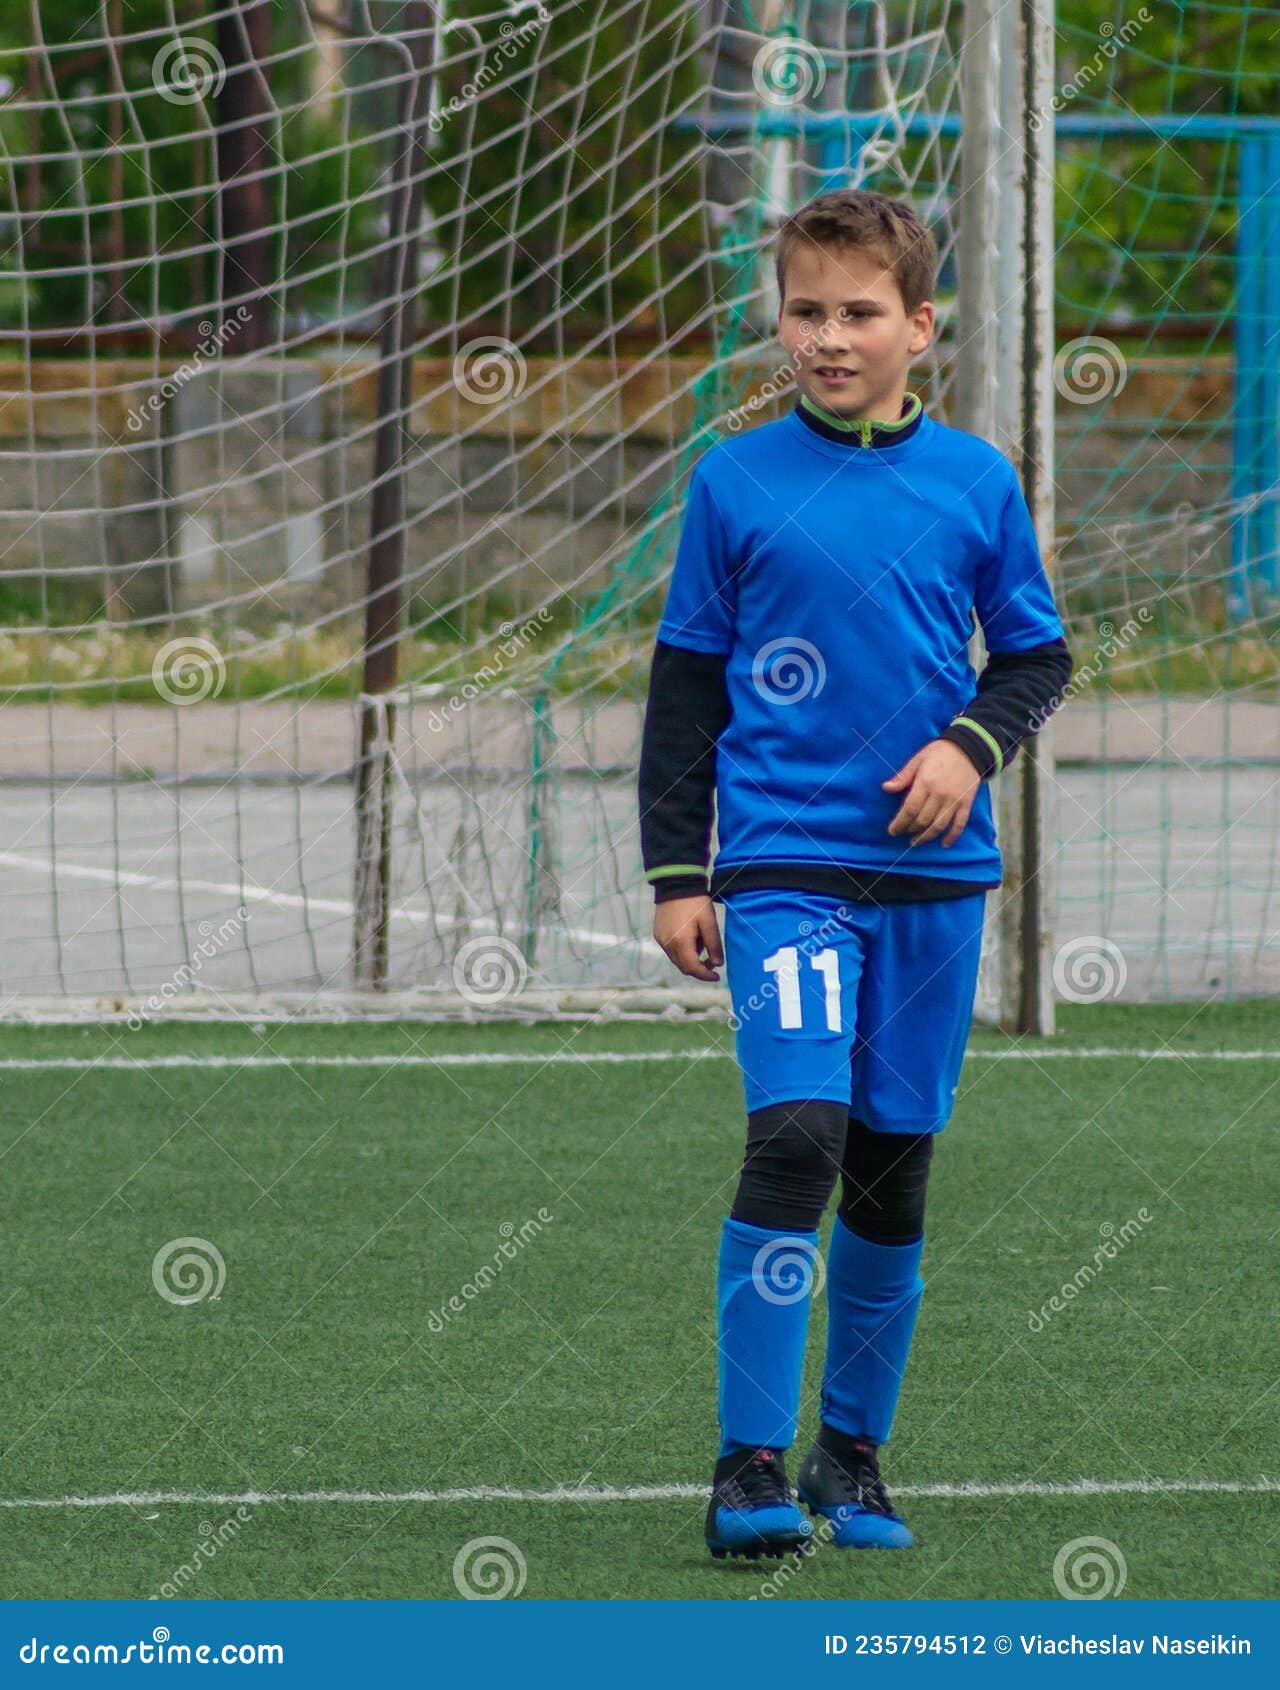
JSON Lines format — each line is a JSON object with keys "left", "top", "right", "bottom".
{"left": 704, "top": 1447, "right": 814, "bottom": 1561}
{"left": 797, "top": 1426, "right": 914, "bottom": 1549}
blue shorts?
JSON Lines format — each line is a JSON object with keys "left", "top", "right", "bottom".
{"left": 721, "top": 887, "right": 987, "bottom": 1133}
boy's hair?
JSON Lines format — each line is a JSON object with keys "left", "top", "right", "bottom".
{"left": 774, "top": 189, "right": 938, "bottom": 314}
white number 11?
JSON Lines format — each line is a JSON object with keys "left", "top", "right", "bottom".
{"left": 762, "top": 946, "right": 842, "bottom": 1032}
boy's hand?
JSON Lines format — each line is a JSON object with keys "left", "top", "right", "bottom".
{"left": 882, "top": 739, "right": 982, "bottom": 847}
{"left": 653, "top": 894, "right": 724, "bottom": 982}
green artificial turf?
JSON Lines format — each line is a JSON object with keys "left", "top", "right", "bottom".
{"left": 0, "top": 1002, "right": 1277, "bottom": 1600}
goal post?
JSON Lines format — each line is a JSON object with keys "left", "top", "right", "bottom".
{"left": 957, "top": 0, "right": 1058, "bottom": 1036}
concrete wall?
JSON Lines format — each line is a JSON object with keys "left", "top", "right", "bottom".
{"left": 0, "top": 356, "right": 1236, "bottom": 628}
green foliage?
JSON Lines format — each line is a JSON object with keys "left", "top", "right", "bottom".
{"left": 1052, "top": 0, "right": 1280, "bottom": 340}
{"left": 0, "top": 0, "right": 382, "bottom": 335}
{"left": 3, "top": 2, "right": 1278, "bottom": 346}
{"left": 417, "top": 0, "right": 710, "bottom": 350}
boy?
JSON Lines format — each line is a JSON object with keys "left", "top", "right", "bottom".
{"left": 637, "top": 189, "right": 1072, "bottom": 1559}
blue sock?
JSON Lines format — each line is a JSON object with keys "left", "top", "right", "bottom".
{"left": 820, "top": 1213, "right": 925, "bottom": 1446}
{"left": 717, "top": 1216, "right": 819, "bottom": 1458}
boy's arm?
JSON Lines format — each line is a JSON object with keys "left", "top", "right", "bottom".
{"left": 940, "top": 466, "right": 1074, "bottom": 781}
{"left": 939, "top": 636, "right": 1073, "bottom": 780}
{"left": 637, "top": 461, "right": 739, "bottom": 901}
{"left": 638, "top": 642, "right": 731, "bottom": 901}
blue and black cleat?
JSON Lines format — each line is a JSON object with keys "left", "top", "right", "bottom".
{"left": 705, "top": 1447, "right": 814, "bottom": 1561}
{"left": 797, "top": 1426, "right": 914, "bottom": 1549}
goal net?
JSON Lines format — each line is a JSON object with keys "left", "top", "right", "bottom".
{"left": 1, "top": 1, "right": 1276, "bottom": 1019}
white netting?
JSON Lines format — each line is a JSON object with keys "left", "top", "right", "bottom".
{"left": 0, "top": 0, "right": 974, "bottom": 1014}
{"left": 3, "top": 1, "right": 1277, "bottom": 1016}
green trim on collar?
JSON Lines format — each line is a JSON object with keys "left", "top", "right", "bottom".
{"left": 950, "top": 715, "right": 1004, "bottom": 774}
{"left": 798, "top": 389, "right": 923, "bottom": 445}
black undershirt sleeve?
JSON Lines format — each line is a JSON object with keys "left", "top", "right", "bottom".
{"left": 939, "top": 636, "right": 1074, "bottom": 781}
{"left": 637, "top": 640, "right": 731, "bottom": 903}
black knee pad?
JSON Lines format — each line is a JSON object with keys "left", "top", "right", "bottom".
{"left": 730, "top": 1098, "right": 847, "bottom": 1233}
{"left": 838, "top": 1117, "right": 935, "bottom": 1244}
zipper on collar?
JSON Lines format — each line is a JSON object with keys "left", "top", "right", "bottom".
{"left": 798, "top": 389, "right": 923, "bottom": 447}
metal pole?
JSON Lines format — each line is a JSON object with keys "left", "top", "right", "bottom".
{"left": 352, "top": 8, "right": 432, "bottom": 989}
{"left": 993, "top": 0, "right": 1030, "bottom": 1034}
{"left": 1019, "top": 0, "right": 1058, "bottom": 1034}
{"left": 959, "top": 0, "right": 1056, "bottom": 1035}
{"left": 955, "top": 0, "right": 1001, "bottom": 444}
{"left": 1229, "top": 136, "right": 1263, "bottom": 622}
{"left": 957, "top": 0, "right": 1012, "bottom": 1029}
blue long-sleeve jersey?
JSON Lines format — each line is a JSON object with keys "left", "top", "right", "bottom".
{"left": 642, "top": 403, "right": 1067, "bottom": 896}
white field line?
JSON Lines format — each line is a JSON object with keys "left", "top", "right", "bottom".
{"left": 1, "top": 1047, "right": 1280, "bottom": 1072}
{"left": 0, "top": 1478, "right": 1276, "bottom": 1511}
{"left": 0, "top": 851, "right": 649, "bottom": 956}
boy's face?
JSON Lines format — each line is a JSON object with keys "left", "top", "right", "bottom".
{"left": 776, "top": 241, "right": 934, "bottom": 420}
